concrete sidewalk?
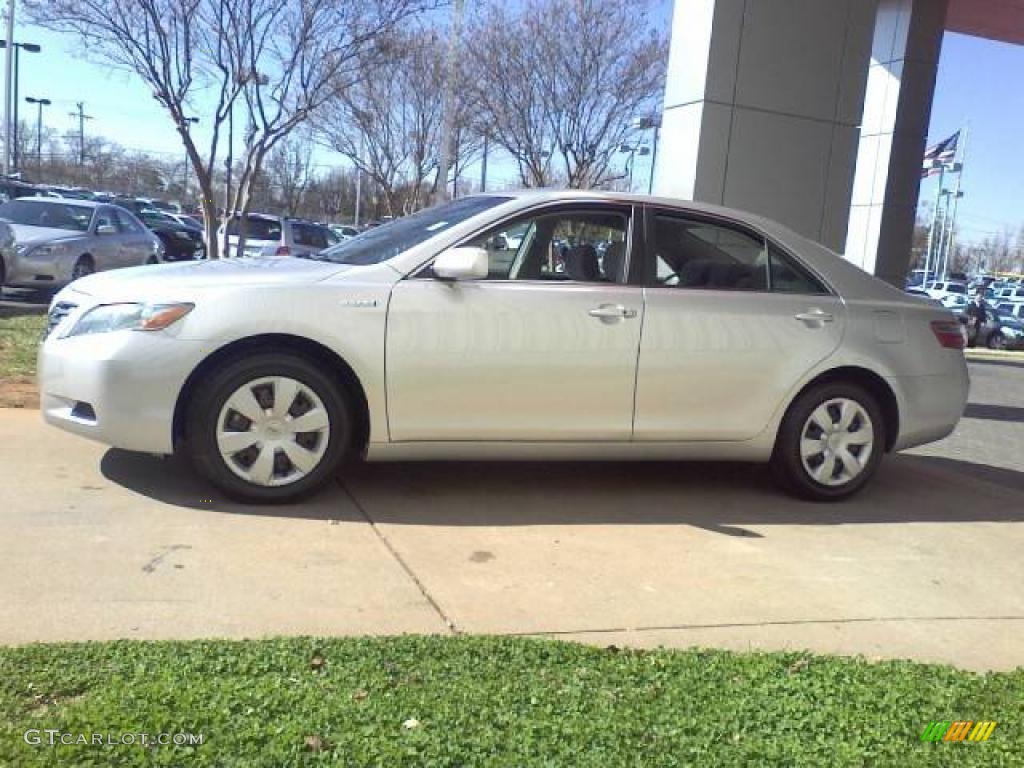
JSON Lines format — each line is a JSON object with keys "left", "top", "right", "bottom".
{"left": 1, "top": 362, "right": 1022, "bottom": 671}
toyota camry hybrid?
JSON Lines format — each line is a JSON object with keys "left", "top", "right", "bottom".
{"left": 38, "top": 191, "right": 969, "bottom": 503}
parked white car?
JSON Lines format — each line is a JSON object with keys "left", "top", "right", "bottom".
{"left": 924, "top": 280, "right": 968, "bottom": 304}
{"left": 39, "top": 191, "right": 968, "bottom": 503}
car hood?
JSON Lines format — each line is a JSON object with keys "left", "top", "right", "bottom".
{"left": 8, "top": 224, "right": 86, "bottom": 245}
{"left": 65, "top": 256, "right": 356, "bottom": 300}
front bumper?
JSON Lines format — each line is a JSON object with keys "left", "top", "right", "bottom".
{"left": 4, "top": 250, "right": 72, "bottom": 288}
{"left": 38, "top": 323, "right": 210, "bottom": 454}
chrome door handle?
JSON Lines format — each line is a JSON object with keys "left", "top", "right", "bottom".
{"left": 588, "top": 304, "right": 637, "bottom": 320}
{"left": 795, "top": 309, "right": 834, "bottom": 324}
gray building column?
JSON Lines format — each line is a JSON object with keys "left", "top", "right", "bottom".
{"left": 845, "top": 0, "right": 948, "bottom": 284}
{"left": 654, "top": 0, "right": 878, "bottom": 253}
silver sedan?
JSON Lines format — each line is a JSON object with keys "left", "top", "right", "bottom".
{"left": 0, "top": 198, "right": 161, "bottom": 289}
{"left": 38, "top": 190, "right": 968, "bottom": 503}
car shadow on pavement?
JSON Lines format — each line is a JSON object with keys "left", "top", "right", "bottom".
{"left": 101, "top": 448, "right": 1024, "bottom": 535}
{"left": 0, "top": 289, "right": 51, "bottom": 318}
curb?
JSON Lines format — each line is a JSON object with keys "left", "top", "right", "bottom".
{"left": 965, "top": 349, "right": 1024, "bottom": 362}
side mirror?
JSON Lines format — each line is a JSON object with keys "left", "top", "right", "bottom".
{"left": 96, "top": 223, "right": 117, "bottom": 236}
{"left": 433, "top": 246, "right": 488, "bottom": 280}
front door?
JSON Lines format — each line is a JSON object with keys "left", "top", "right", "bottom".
{"left": 633, "top": 209, "right": 845, "bottom": 441}
{"left": 386, "top": 204, "right": 644, "bottom": 441}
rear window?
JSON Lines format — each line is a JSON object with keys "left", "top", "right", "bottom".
{"left": 227, "top": 216, "right": 281, "bottom": 241}
{"left": 948, "top": 284, "right": 967, "bottom": 294}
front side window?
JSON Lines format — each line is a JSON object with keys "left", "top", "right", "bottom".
{"left": 464, "top": 207, "right": 630, "bottom": 283}
{"left": 114, "top": 210, "right": 145, "bottom": 234}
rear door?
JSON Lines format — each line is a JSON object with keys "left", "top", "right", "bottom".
{"left": 633, "top": 207, "right": 845, "bottom": 441}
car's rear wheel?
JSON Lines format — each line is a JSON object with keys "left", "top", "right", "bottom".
{"left": 184, "top": 353, "right": 352, "bottom": 503}
{"left": 771, "top": 382, "right": 885, "bottom": 501}
{"left": 71, "top": 256, "right": 94, "bottom": 281}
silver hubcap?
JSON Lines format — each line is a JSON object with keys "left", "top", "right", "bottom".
{"left": 799, "top": 398, "right": 874, "bottom": 487}
{"left": 216, "top": 376, "right": 330, "bottom": 487}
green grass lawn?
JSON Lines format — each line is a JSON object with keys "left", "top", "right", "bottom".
{"left": 0, "top": 314, "right": 45, "bottom": 379}
{"left": 1, "top": 636, "right": 1020, "bottom": 766}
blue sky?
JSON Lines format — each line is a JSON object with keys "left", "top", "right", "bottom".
{"left": 12, "top": 9, "right": 1022, "bottom": 244}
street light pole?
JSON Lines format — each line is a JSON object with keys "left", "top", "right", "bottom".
{"left": 25, "top": 95, "right": 48, "bottom": 177}
{"left": 2, "top": 0, "right": 14, "bottom": 176}
{"left": 0, "top": 40, "right": 39, "bottom": 173}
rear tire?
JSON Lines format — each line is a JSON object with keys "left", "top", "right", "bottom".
{"left": 771, "top": 382, "right": 886, "bottom": 501}
{"left": 184, "top": 352, "right": 353, "bottom": 503}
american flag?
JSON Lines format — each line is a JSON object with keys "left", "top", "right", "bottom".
{"left": 921, "top": 131, "right": 959, "bottom": 178}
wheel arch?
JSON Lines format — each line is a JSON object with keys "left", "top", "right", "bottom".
{"left": 783, "top": 366, "right": 900, "bottom": 452}
{"left": 172, "top": 333, "right": 371, "bottom": 456}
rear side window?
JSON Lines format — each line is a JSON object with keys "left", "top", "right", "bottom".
{"left": 293, "top": 223, "right": 330, "bottom": 249}
{"left": 227, "top": 216, "right": 282, "bottom": 241}
{"left": 650, "top": 215, "right": 767, "bottom": 291}
{"left": 768, "top": 244, "right": 828, "bottom": 294}
{"left": 648, "top": 212, "right": 827, "bottom": 294}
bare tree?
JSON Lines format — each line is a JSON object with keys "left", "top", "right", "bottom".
{"left": 263, "top": 135, "right": 314, "bottom": 216}
{"left": 466, "top": 0, "right": 668, "bottom": 188}
{"left": 28, "top": 0, "right": 439, "bottom": 256}
{"left": 317, "top": 24, "right": 482, "bottom": 216}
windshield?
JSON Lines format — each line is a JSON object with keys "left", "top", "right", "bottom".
{"left": 0, "top": 200, "right": 93, "bottom": 231}
{"left": 316, "top": 196, "right": 511, "bottom": 265}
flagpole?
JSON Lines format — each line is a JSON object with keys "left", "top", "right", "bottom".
{"left": 941, "top": 124, "right": 968, "bottom": 279}
{"left": 924, "top": 164, "right": 944, "bottom": 284}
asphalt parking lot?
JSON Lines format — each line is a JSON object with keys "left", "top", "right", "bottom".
{"left": 1, "top": 359, "right": 1021, "bottom": 672}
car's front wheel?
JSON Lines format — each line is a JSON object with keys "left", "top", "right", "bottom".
{"left": 184, "top": 352, "right": 352, "bottom": 502}
{"left": 771, "top": 383, "right": 885, "bottom": 501}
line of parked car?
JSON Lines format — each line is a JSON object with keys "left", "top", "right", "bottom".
{"left": 0, "top": 180, "right": 363, "bottom": 292}
{"left": 905, "top": 274, "right": 1024, "bottom": 350}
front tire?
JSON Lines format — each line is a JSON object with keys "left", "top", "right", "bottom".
{"left": 771, "top": 383, "right": 885, "bottom": 501}
{"left": 70, "top": 256, "right": 94, "bottom": 281}
{"left": 184, "top": 352, "right": 353, "bottom": 503}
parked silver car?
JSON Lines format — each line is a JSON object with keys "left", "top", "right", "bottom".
{"left": 217, "top": 214, "right": 341, "bottom": 258}
{"left": 40, "top": 191, "right": 969, "bottom": 504}
{"left": 0, "top": 198, "right": 162, "bottom": 289}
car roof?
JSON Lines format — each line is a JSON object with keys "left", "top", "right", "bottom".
{"left": 9, "top": 197, "right": 103, "bottom": 208}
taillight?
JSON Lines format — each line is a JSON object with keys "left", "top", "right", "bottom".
{"left": 931, "top": 320, "right": 966, "bottom": 349}
{"left": 275, "top": 246, "right": 291, "bottom": 256}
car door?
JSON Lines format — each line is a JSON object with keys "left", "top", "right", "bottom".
{"left": 89, "top": 207, "right": 125, "bottom": 271}
{"left": 386, "top": 203, "right": 644, "bottom": 442}
{"left": 112, "top": 209, "right": 155, "bottom": 265}
{"left": 633, "top": 208, "right": 845, "bottom": 441}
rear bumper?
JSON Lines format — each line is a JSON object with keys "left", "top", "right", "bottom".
{"left": 888, "top": 361, "right": 969, "bottom": 451}
{"left": 38, "top": 328, "right": 209, "bottom": 454}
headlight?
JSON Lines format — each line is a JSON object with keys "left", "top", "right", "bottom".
{"left": 18, "top": 242, "right": 71, "bottom": 257}
{"left": 66, "top": 302, "right": 194, "bottom": 337}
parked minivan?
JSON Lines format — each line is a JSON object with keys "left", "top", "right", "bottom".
{"left": 217, "top": 214, "right": 341, "bottom": 258}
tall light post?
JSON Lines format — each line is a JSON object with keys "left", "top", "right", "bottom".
{"left": 0, "top": 40, "right": 41, "bottom": 173}
{"left": 632, "top": 114, "right": 662, "bottom": 194}
{"left": 24, "top": 94, "right": 48, "bottom": 177}
{"left": 181, "top": 115, "right": 199, "bottom": 205}
{"left": 618, "top": 142, "right": 650, "bottom": 192}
